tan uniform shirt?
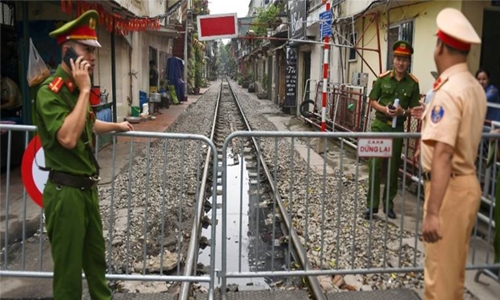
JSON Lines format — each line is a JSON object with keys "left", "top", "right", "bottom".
{"left": 421, "top": 63, "right": 486, "bottom": 174}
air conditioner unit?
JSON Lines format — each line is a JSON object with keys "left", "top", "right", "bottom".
{"left": 351, "top": 72, "right": 368, "bottom": 87}
{"left": 351, "top": 72, "right": 360, "bottom": 86}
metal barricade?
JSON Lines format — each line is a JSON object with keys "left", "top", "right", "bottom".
{"left": 1, "top": 124, "right": 498, "bottom": 298}
{"left": 475, "top": 129, "right": 500, "bottom": 283}
{"left": 310, "top": 80, "right": 333, "bottom": 120}
{"left": 0, "top": 124, "right": 218, "bottom": 298}
{"left": 221, "top": 131, "right": 499, "bottom": 298}
{"left": 330, "top": 85, "right": 365, "bottom": 133}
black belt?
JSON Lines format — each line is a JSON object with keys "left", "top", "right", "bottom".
{"left": 49, "top": 170, "right": 100, "bottom": 190}
{"left": 422, "top": 172, "right": 461, "bottom": 181}
{"left": 375, "top": 117, "right": 401, "bottom": 127}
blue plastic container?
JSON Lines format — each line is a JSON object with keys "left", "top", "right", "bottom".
{"left": 139, "top": 91, "right": 148, "bottom": 112}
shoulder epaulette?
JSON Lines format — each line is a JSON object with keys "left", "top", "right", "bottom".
{"left": 433, "top": 77, "right": 448, "bottom": 91}
{"left": 48, "top": 77, "right": 64, "bottom": 94}
{"left": 379, "top": 70, "right": 391, "bottom": 78}
{"left": 409, "top": 73, "right": 419, "bottom": 83}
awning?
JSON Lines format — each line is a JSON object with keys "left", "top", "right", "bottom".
{"left": 146, "top": 26, "right": 179, "bottom": 38}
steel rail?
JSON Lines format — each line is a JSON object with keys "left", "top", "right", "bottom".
{"left": 224, "top": 79, "right": 326, "bottom": 300}
{"left": 179, "top": 82, "right": 222, "bottom": 300}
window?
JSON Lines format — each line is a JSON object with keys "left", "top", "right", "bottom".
{"left": 386, "top": 20, "right": 414, "bottom": 70}
{"left": 349, "top": 32, "right": 357, "bottom": 61}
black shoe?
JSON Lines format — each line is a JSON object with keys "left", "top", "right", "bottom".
{"left": 363, "top": 208, "right": 378, "bottom": 220}
{"left": 385, "top": 209, "right": 396, "bottom": 219}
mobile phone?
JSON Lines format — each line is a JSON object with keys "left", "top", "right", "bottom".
{"left": 63, "top": 47, "right": 80, "bottom": 70}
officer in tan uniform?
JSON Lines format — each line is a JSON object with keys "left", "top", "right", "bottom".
{"left": 420, "top": 8, "right": 486, "bottom": 300}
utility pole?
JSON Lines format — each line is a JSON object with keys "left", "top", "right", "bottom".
{"left": 183, "top": 0, "right": 191, "bottom": 99}
{"left": 321, "top": 0, "right": 331, "bottom": 132}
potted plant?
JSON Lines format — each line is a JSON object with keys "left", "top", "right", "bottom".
{"left": 194, "top": 63, "right": 202, "bottom": 94}
{"left": 247, "top": 72, "right": 255, "bottom": 93}
{"left": 242, "top": 71, "right": 253, "bottom": 88}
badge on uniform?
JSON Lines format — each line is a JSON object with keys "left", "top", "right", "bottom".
{"left": 431, "top": 105, "right": 444, "bottom": 123}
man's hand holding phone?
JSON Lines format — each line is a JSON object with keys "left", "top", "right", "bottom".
{"left": 386, "top": 104, "right": 396, "bottom": 117}
{"left": 64, "top": 48, "right": 91, "bottom": 92}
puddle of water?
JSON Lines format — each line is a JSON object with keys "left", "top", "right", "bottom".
{"left": 198, "top": 150, "right": 288, "bottom": 289}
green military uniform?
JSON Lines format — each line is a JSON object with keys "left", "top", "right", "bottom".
{"left": 366, "top": 41, "right": 420, "bottom": 215}
{"left": 35, "top": 11, "right": 111, "bottom": 300}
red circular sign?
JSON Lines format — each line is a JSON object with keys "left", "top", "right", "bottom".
{"left": 21, "top": 135, "right": 48, "bottom": 208}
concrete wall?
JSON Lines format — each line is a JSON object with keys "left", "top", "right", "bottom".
{"left": 117, "top": 32, "right": 173, "bottom": 120}
{"left": 112, "top": 0, "right": 168, "bottom": 20}
{"left": 91, "top": 29, "right": 141, "bottom": 122}
{"left": 112, "top": 0, "right": 149, "bottom": 17}
{"left": 341, "top": 0, "right": 376, "bottom": 16}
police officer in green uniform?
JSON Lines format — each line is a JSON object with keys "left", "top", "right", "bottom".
{"left": 364, "top": 40, "right": 421, "bottom": 220}
{"left": 35, "top": 10, "right": 133, "bottom": 299}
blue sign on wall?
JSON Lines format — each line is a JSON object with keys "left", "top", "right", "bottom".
{"left": 319, "top": 10, "right": 333, "bottom": 39}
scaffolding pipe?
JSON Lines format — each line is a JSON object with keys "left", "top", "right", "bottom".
{"left": 376, "top": 13, "right": 382, "bottom": 73}
{"left": 183, "top": 0, "right": 191, "bottom": 99}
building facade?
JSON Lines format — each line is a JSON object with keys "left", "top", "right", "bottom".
{"left": 1, "top": 0, "right": 178, "bottom": 127}
{"left": 234, "top": 0, "right": 499, "bottom": 121}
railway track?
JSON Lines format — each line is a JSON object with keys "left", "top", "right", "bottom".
{"left": 179, "top": 79, "right": 324, "bottom": 299}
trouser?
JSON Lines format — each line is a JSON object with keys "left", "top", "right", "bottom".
{"left": 423, "top": 175, "right": 481, "bottom": 300}
{"left": 495, "top": 171, "right": 500, "bottom": 264}
{"left": 44, "top": 181, "right": 111, "bottom": 300}
{"left": 366, "top": 118, "right": 404, "bottom": 211}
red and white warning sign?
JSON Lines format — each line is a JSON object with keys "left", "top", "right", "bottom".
{"left": 357, "top": 138, "right": 393, "bottom": 158}
{"left": 21, "top": 135, "right": 48, "bottom": 208}
{"left": 197, "top": 13, "right": 238, "bottom": 41}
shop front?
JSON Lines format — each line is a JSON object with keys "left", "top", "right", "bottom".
{"left": 0, "top": 0, "right": 170, "bottom": 169}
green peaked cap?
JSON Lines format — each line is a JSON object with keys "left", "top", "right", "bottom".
{"left": 49, "top": 10, "right": 101, "bottom": 48}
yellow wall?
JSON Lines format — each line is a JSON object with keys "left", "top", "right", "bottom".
{"left": 461, "top": 0, "right": 491, "bottom": 73}
{"left": 347, "top": 0, "right": 468, "bottom": 94}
